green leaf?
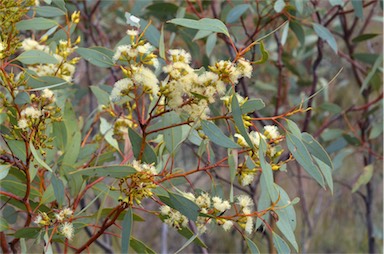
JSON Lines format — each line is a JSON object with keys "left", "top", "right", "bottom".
{"left": 121, "top": 208, "right": 133, "bottom": 254}
{"left": 290, "top": 22, "right": 305, "bottom": 46}
{"left": 14, "top": 227, "right": 41, "bottom": 239}
{"left": 0, "top": 217, "right": 9, "bottom": 232}
{"left": 329, "top": 0, "right": 344, "bottom": 6}
{"left": 274, "top": 0, "right": 286, "bottom": 13}
{"left": 90, "top": 86, "right": 110, "bottom": 106}
{"left": 14, "top": 92, "right": 31, "bottom": 105}
{"left": 351, "top": 0, "right": 364, "bottom": 19}
{"left": 201, "top": 120, "right": 240, "bottom": 149}
{"left": 62, "top": 131, "right": 81, "bottom": 165}
{"left": 26, "top": 75, "right": 69, "bottom": 90}
{"left": 0, "top": 165, "right": 11, "bottom": 181}
{"left": 161, "top": 112, "right": 184, "bottom": 154}
{"left": 193, "top": 30, "right": 213, "bottom": 41}
{"left": 352, "top": 33, "right": 379, "bottom": 43}
{"left": 100, "top": 117, "right": 120, "bottom": 152}
{"left": 158, "top": 192, "right": 200, "bottom": 221}
{"left": 130, "top": 237, "right": 156, "bottom": 254}
{"left": 70, "top": 165, "right": 137, "bottom": 178}
{"left": 241, "top": 98, "right": 265, "bottom": 114}
{"left": 294, "top": 0, "right": 304, "bottom": 14}
{"left": 75, "top": 47, "right": 114, "bottom": 68}
{"left": 352, "top": 164, "right": 374, "bottom": 193}
{"left": 273, "top": 232, "right": 291, "bottom": 254}
{"left": 313, "top": 23, "right": 338, "bottom": 53}
{"left": 285, "top": 119, "right": 302, "bottom": 138}
{"left": 205, "top": 33, "right": 217, "bottom": 57}
{"left": 168, "top": 18, "right": 230, "bottom": 37}
{"left": 16, "top": 18, "right": 58, "bottom": 30}
{"left": 302, "top": 133, "right": 333, "bottom": 170}
{"left": 7, "top": 140, "right": 26, "bottom": 162}
{"left": 35, "top": 6, "right": 66, "bottom": 17}
{"left": 159, "top": 25, "right": 165, "bottom": 59}
{"left": 360, "top": 54, "right": 382, "bottom": 92}
{"left": 29, "top": 142, "right": 53, "bottom": 172}
{"left": 128, "top": 127, "right": 157, "bottom": 164}
{"left": 52, "top": 0, "right": 67, "bottom": 11}
{"left": 275, "top": 185, "right": 297, "bottom": 231}
{"left": 40, "top": 184, "right": 56, "bottom": 204}
{"left": 259, "top": 139, "right": 278, "bottom": 202}
{"left": 231, "top": 94, "right": 254, "bottom": 149}
{"left": 286, "top": 133, "right": 325, "bottom": 187}
{"left": 226, "top": 4, "right": 250, "bottom": 24}
{"left": 140, "top": 19, "right": 161, "bottom": 47}
{"left": 254, "top": 41, "right": 269, "bottom": 64}
{"left": 51, "top": 174, "right": 64, "bottom": 207}
{"left": 17, "top": 50, "right": 58, "bottom": 65}
{"left": 314, "top": 157, "right": 334, "bottom": 194}
{"left": 245, "top": 237, "right": 260, "bottom": 254}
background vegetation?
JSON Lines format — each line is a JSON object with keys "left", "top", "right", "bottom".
{"left": 0, "top": 0, "right": 382, "bottom": 253}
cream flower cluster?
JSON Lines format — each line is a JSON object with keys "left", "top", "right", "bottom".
{"left": 235, "top": 125, "right": 284, "bottom": 186}
{"left": 21, "top": 38, "right": 78, "bottom": 82}
{"left": 110, "top": 29, "right": 159, "bottom": 102}
{"left": 33, "top": 208, "right": 74, "bottom": 240}
{"left": 131, "top": 160, "right": 157, "bottom": 175}
{"left": 160, "top": 205, "right": 189, "bottom": 230}
{"left": 17, "top": 89, "right": 55, "bottom": 130}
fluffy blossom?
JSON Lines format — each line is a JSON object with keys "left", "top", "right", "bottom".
{"left": 110, "top": 78, "right": 133, "bottom": 102}
{"left": 245, "top": 217, "right": 253, "bottom": 234}
{"left": 18, "top": 119, "right": 28, "bottom": 129}
{"left": 21, "top": 107, "right": 41, "bottom": 119}
{"left": 264, "top": 125, "right": 281, "bottom": 140}
{"left": 212, "top": 197, "right": 231, "bottom": 212}
{"left": 241, "top": 174, "right": 254, "bottom": 186}
{"left": 132, "top": 66, "right": 159, "bottom": 95}
{"left": 168, "top": 49, "right": 191, "bottom": 64}
{"left": 237, "top": 195, "right": 254, "bottom": 209}
{"left": 131, "top": 160, "right": 157, "bottom": 175}
{"left": 222, "top": 220, "right": 234, "bottom": 231}
{"left": 60, "top": 222, "right": 74, "bottom": 240}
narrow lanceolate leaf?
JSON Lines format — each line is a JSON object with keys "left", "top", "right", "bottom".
{"left": 35, "top": 6, "right": 66, "bottom": 17}
{"left": 201, "top": 120, "right": 241, "bottom": 149}
{"left": 313, "top": 23, "right": 338, "bottom": 53}
{"left": 70, "top": 165, "right": 137, "bottom": 178}
{"left": 225, "top": 4, "right": 250, "bottom": 24}
{"left": 158, "top": 192, "right": 200, "bottom": 221}
{"left": 286, "top": 133, "right": 325, "bottom": 187}
{"left": 75, "top": 47, "right": 114, "bottom": 68}
{"left": 205, "top": 33, "right": 217, "bottom": 57}
{"left": 314, "top": 157, "right": 334, "bottom": 194}
{"left": 51, "top": 175, "right": 64, "bottom": 207}
{"left": 130, "top": 237, "right": 156, "bottom": 254}
{"left": 29, "top": 142, "right": 53, "bottom": 172}
{"left": 259, "top": 139, "right": 278, "bottom": 202}
{"left": 352, "top": 164, "right": 374, "bottom": 193}
{"left": 121, "top": 208, "right": 133, "bottom": 254}
{"left": 17, "top": 50, "right": 58, "bottom": 65}
{"left": 245, "top": 237, "right": 260, "bottom": 254}
{"left": 231, "top": 94, "right": 254, "bottom": 149}
{"left": 273, "top": 232, "right": 291, "bottom": 254}
{"left": 128, "top": 127, "right": 157, "bottom": 165}
{"left": 159, "top": 25, "right": 166, "bottom": 59}
{"left": 302, "top": 133, "right": 333, "bottom": 170}
{"left": 16, "top": 18, "right": 58, "bottom": 30}
{"left": 168, "top": 18, "right": 230, "bottom": 37}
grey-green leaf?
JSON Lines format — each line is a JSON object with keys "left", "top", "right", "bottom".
{"left": 245, "top": 237, "right": 260, "bottom": 254}
{"left": 352, "top": 164, "right": 374, "bottom": 193}
{"left": 17, "top": 50, "right": 58, "bottom": 65}
{"left": 273, "top": 232, "right": 291, "bottom": 254}
{"left": 75, "top": 47, "right": 114, "bottom": 68}
{"left": 128, "top": 127, "right": 157, "bottom": 164}
{"left": 205, "top": 33, "right": 217, "bottom": 57}
{"left": 286, "top": 133, "right": 325, "bottom": 187}
{"left": 302, "top": 132, "right": 333, "bottom": 170}
{"left": 259, "top": 139, "right": 278, "bottom": 202}
{"left": 16, "top": 18, "right": 58, "bottom": 30}
{"left": 313, "top": 23, "right": 338, "bottom": 53}
{"left": 226, "top": 4, "right": 250, "bottom": 24}
{"left": 121, "top": 208, "right": 133, "bottom": 254}
{"left": 51, "top": 175, "right": 64, "bottom": 207}
{"left": 29, "top": 142, "right": 53, "bottom": 172}
{"left": 241, "top": 98, "right": 265, "bottom": 114}
{"left": 35, "top": 6, "right": 66, "bottom": 17}
{"left": 70, "top": 165, "right": 137, "bottom": 178}
{"left": 201, "top": 120, "right": 240, "bottom": 149}
{"left": 168, "top": 18, "right": 229, "bottom": 37}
